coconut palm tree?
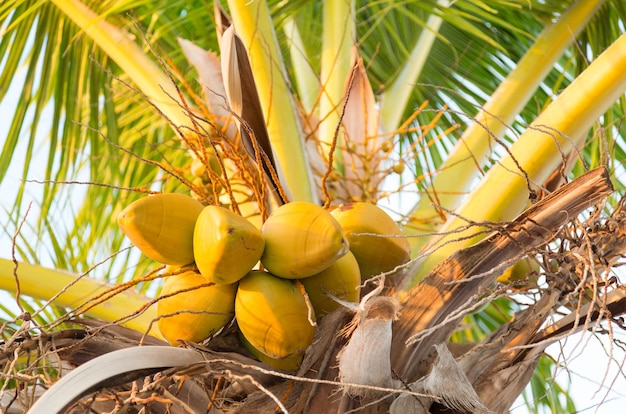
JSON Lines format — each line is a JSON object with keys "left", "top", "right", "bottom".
{"left": 1, "top": 0, "right": 626, "bottom": 412}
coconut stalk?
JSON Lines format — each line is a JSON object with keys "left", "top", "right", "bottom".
{"left": 283, "top": 16, "right": 319, "bottom": 114}
{"left": 403, "top": 0, "right": 607, "bottom": 254}
{"left": 402, "top": 31, "right": 626, "bottom": 288}
{"left": 318, "top": 0, "right": 356, "bottom": 172}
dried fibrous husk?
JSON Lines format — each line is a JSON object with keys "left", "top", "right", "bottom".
{"left": 391, "top": 343, "right": 489, "bottom": 413}
{"left": 423, "top": 343, "right": 488, "bottom": 412}
{"left": 337, "top": 287, "right": 399, "bottom": 397}
{"left": 389, "top": 382, "right": 429, "bottom": 414}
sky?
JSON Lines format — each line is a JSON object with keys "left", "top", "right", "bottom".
{"left": 2, "top": 45, "right": 626, "bottom": 414}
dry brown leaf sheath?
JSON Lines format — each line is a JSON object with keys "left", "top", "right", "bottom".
{"left": 392, "top": 167, "right": 614, "bottom": 381}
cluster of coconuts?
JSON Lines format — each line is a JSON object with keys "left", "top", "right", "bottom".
{"left": 117, "top": 193, "right": 410, "bottom": 371}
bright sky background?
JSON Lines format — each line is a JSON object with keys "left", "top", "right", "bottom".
{"left": 2, "top": 48, "right": 626, "bottom": 414}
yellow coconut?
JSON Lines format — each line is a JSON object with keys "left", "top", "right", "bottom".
{"left": 157, "top": 270, "right": 236, "bottom": 345}
{"left": 331, "top": 202, "right": 410, "bottom": 278}
{"left": 260, "top": 201, "right": 349, "bottom": 279}
{"left": 193, "top": 205, "right": 264, "bottom": 284}
{"left": 235, "top": 270, "right": 316, "bottom": 359}
{"left": 118, "top": 193, "right": 204, "bottom": 266}
{"left": 300, "top": 251, "right": 361, "bottom": 318}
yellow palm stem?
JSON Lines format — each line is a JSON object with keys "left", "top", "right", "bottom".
{"left": 0, "top": 259, "right": 160, "bottom": 338}
{"left": 318, "top": 0, "right": 355, "bottom": 172}
{"left": 283, "top": 17, "right": 319, "bottom": 114}
{"left": 404, "top": 32, "right": 626, "bottom": 287}
{"left": 379, "top": 0, "right": 450, "bottom": 133}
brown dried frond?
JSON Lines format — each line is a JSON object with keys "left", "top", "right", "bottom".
{"left": 436, "top": 184, "right": 626, "bottom": 413}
